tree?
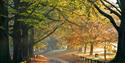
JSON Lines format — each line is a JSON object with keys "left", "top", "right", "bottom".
{"left": 0, "top": 0, "right": 11, "bottom": 63}
{"left": 11, "top": 0, "right": 41, "bottom": 62}
{"left": 11, "top": 0, "right": 66, "bottom": 62}
{"left": 91, "top": 0, "right": 125, "bottom": 62}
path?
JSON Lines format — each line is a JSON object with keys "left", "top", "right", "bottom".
{"left": 31, "top": 50, "right": 109, "bottom": 63}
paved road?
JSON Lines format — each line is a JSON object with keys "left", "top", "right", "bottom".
{"left": 48, "top": 58, "right": 68, "bottom": 63}
{"left": 43, "top": 50, "right": 74, "bottom": 63}
{"left": 45, "top": 51, "right": 88, "bottom": 63}
{"left": 31, "top": 50, "right": 109, "bottom": 63}
{"left": 41, "top": 50, "right": 106, "bottom": 63}
{"left": 57, "top": 53, "right": 89, "bottom": 63}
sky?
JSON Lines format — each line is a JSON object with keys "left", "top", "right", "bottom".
{"left": 109, "top": 0, "right": 117, "bottom": 3}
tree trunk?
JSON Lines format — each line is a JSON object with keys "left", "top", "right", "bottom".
{"left": 13, "top": 22, "right": 30, "bottom": 62}
{"left": 28, "top": 27, "right": 34, "bottom": 58}
{"left": 0, "top": 0, "right": 11, "bottom": 63}
{"left": 21, "top": 24, "right": 29, "bottom": 60}
{"left": 104, "top": 42, "right": 107, "bottom": 61}
{"left": 84, "top": 43, "right": 87, "bottom": 54}
{"left": 111, "top": 29, "right": 125, "bottom": 63}
{"left": 90, "top": 42, "right": 94, "bottom": 55}
{"left": 111, "top": 15, "right": 125, "bottom": 63}
{"left": 13, "top": 0, "right": 25, "bottom": 62}
{"left": 13, "top": 22, "right": 22, "bottom": 63}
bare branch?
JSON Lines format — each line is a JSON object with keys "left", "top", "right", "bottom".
{"left": 34, "top": 22, "right": 64, "bottom": 45}
{"left": 100, "top": 0, "right": 121, "bottom": 18}
{"left": 94, "top": 4, "right": 119, "bottom": 31}
{"left": 34, "top": 27, "right": 57, "bottom": 45}
{"left": 105, "top": 0, "right": 121, "bottom": 13}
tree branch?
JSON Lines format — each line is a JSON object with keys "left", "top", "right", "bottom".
{"left": 105, "top": 0, "right": 121, "bottom": 13}
{"left": 60, "top": 11, "right": 82, "bottom": 27}
{"left": 63, "top": 16, "right": 81, "bottom": 27}
{"left": 44, "top": 6, "right": 82, "bottom": 27}
{"left": 94, "top": 4, "right": 119, "bottom": 31}
{"left": 33, "top": 22, "right": 64, "bottom": 45}
{"left": 43, "top": 5, "right": 57, "bottom": 17}
{"left": 25, "top": 0, "right": 42, "bottom": 19}
{"left": 100, "top": 0, "right": 121, "bottom": 19}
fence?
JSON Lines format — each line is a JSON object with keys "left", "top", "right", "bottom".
{"left": 77, "top": 56, "right": 108, "bottom": 63}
